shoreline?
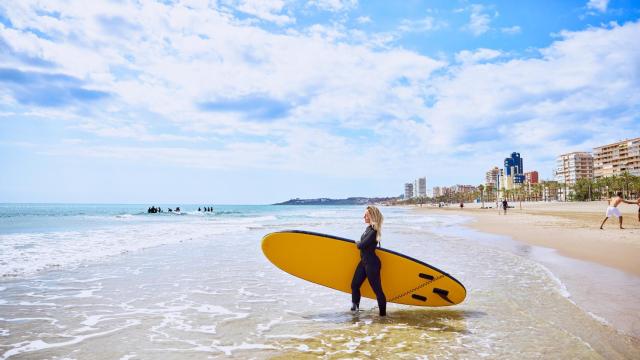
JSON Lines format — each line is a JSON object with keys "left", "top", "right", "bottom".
{"left": 411, "top": 201, "right": 640, "bottom": 338}
{"left": 411, "top": 200, "right": 640, "bottom": 277}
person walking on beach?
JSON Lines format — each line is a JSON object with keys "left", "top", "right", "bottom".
{"left": 599, "top": 192, "right": 636, "bottom": 229}
{"left": 351, "top": 205, "right": 387, "bottom": 316}
{"left": 502, "top": 199, "right": 508, "bottom": 215}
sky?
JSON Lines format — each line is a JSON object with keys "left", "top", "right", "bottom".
{"left": 1, "top": 0, "right": 639, "bottom": 204}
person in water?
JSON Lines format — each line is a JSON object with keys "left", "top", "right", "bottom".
{"left": 351, "top": 205, "right": 387, "bottom": 316}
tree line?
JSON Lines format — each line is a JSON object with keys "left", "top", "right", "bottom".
{"left": 399, "top": 172, "right": 640, "bottom": 205}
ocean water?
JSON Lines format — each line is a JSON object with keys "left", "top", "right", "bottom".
{"left": 0, "top": 204, "right": 639, "bottom": 359}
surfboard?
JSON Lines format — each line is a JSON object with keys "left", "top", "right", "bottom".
{"left": 261, "top": 230, "right": 466, "bottom": 307}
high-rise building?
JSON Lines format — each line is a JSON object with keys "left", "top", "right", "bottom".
{"left": 593, "top": 137, "right": 640, "bottom": 178}
{"left": 524, "top": 171, "right": 539, "bottom": 184}
{"left": 485, "top": 166, "right": 500, "bottom": 187}
{"left": 504, "top": 152, "right": 525, "bottom": 184}
{"left": 498, "top": 153, "right": 524, "bottom": 196}
{"left": 416, "top": 177, "right": 427, "bottom": 197}
{"left": 432, "top": 186, "right": 441, "bottom": 197}
{"left": 554, "top": 152, "right": 593, "bottom": 185}
{"left": 404, "top": 183, "right": 414, "bottom": 199}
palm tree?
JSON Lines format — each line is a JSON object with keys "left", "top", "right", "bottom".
{"left": 478, "top": 184, "right": 485, "bottom": 208}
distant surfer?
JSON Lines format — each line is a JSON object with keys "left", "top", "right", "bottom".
{"left": 600, "top": 192, "right": 636, "bottom": 229}
{"left": 350, "top": 205, "right": 387, "bottom": 316}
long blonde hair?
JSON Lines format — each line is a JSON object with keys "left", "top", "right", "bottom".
{"left": 366, "top": 205, "right": 383, "bottom": 241}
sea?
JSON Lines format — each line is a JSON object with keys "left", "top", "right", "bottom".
{"left": 0, "top": 203, "right": 639, "bottom": 359}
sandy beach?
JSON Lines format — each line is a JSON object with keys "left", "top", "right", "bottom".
{"left": 413, "top": 200, "right": 640, "bottom": 340}
{"left": 2, "top": 204, "right": 640, "bottom": 358}
{"left": 414, "top": 200, "right": 640, "bottom": 277}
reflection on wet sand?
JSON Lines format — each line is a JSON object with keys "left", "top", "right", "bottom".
{"left": 271, "top": 309, "right": 483, "bottom": 358}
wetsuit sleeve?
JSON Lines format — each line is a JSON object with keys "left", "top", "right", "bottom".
{"left": 357, "top": 229, "right": 377, "bottom": 249}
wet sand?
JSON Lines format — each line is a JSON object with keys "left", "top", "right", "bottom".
{"left": 413, "top": 200, "right": 640, "bottom": 338}
{"left": 414, "top": 200, "right": 640, "bottom": 277}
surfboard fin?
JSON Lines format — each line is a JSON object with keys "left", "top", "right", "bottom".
{"left": 433, "top": 288, "right": 454, "bottom": 304}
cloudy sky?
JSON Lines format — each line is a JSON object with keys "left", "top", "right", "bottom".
{"left": 1, "top": 0, "right": 639, "bottom": 204}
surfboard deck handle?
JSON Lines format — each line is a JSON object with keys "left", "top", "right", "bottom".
{"left": 433, "top": 287, "right": 454, "bottom": 304}
{"left": 419, "top": 273, "right": 434, "bottom": 280}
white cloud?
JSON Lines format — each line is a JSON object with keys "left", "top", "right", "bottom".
{"left": 465, "top": 4, "right": 492, "bottom": 36}
{"left": 229, "top": 0, "right": 295, "bottom": 26}
{"left": 455, "top": 48, "right": 503, "bottom": 64}
{"left": 501, "top": 25, "right": 521, "bottom": 35}
{"left": 308, "top": 0, "right": 358, "bottom": 12}
{"left": 1, "top": 1, "right": 639, "bottom": 185}
{"left": 587, "top": 0, "right": 609, "bottom": 13}
{"left": 398, "top": 17, "right": 445, "bottom": 33}
{"left": 356, "top": 16, "right": 371, "bottom": 24}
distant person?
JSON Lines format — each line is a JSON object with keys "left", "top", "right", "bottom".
{"left": 600, "top": 192, "right": 636, "bottom": 229}
{"left": 158, "top": 207, "right": 162, "bottom": 213}
{"left": 459, "top": 202, "right": 464, "bottom": 209}
{"left": 502, "top": 199, "right": 508, "bottom": 215}
{"left": 198, "top": 207, "right": 201, "bottom": 212}
{"left": 351, "top": 205, "right": 386, "bottom": 316}
{"left": 175, "top": 207, "right": 181, "bottom": 212}
{"left": 168, "top": 208, "right": 173, "bottom": 212}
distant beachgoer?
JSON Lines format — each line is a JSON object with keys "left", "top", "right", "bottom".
{"left": 168, "top": 208, "right": 173, "bottom": 212}
{"left": 502, "top": 199, "right": 508, "bottom": 215}
{"left": 600, "top": 192, "right": 635, "bottom": 229}
{"left": 198, "top": 207, "right": 201, "bottom": 212}
{"left": 175, "top": 207, "right": 180, "bottom": 212}
{"left": 460, "top": 202, "right": 464, "bottom": 209}
{"left": 350, "top": 205, "right": 386, "bottom": 316}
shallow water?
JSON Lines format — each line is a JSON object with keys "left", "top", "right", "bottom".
{"left": 0, "top": 205, "right": 639, "bottom": 359}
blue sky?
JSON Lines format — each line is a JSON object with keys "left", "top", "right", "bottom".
{"left": 1, "top": 0, "right": 639, "bottom": 204}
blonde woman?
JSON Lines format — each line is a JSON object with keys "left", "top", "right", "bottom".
{"left": 350, "top": 205, "right": 387, "bottom": 316}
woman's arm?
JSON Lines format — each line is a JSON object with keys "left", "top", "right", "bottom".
{"left": 357, "top": 229, "right": 377, "bottom": 249}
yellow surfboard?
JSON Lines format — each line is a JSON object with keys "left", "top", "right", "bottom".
{"left": 262, "top": 230, "right": 466, "bottom": 307}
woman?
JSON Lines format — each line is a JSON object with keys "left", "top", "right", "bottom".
{"left": 350, "top": 205, "right": 387, "bottom": 316}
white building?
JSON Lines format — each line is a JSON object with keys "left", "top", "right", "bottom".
{"left": 554, "top": 152, "right": 593, "bottom": 185}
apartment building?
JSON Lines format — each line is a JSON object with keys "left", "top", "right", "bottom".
{"left": 485, "top": 166, "right": 500, "bottom": 187}
{"left": 404, "top": 183, "right": 414, "bottom": 199}
{"left": 524, "top": 171, "right": 539, "bottom": 184}
{"left": 554, "top": 152, "right": 593, "bottom": 185}
{"left": 593, "top": 137, "right": 640, "bottom": 178}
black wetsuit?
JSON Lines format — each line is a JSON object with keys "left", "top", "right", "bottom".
{"left": 351, "top": 225, "right": 387, "bottom": 315}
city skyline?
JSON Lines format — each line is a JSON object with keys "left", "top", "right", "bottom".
{"left": 1, "top": 1, "right": 639, "bottom": 204}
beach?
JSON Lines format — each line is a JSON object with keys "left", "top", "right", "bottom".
{"left": 417, "top": 200, "right": 640, "bottom": 276}
{"left": 1, "top": 204, "right": 640, "bottom": 358}
{"left": 414, "top": 200, "right": 640, "bottom": 339}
